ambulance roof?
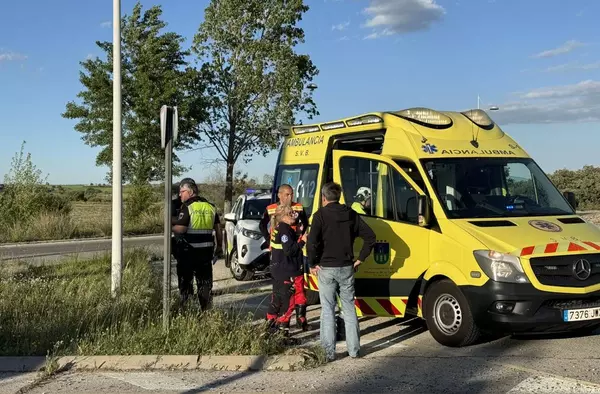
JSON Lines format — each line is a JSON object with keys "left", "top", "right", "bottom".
{"left": 286, "top": 107, "right": 503, "bottom": 141}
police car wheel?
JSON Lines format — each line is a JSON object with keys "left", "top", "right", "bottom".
{"left": 424, "top": 279, "right": 481, "bottom": 347}
{"left": 229, "top": 249, "right": 253, "bottom": 281}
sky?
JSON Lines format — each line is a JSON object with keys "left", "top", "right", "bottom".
{"left": 1, "top": 0, "right": 599, "bottom": 185}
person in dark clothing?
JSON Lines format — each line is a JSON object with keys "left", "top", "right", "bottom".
{"left": 266, "top": 204, "right": 308, "bottom": 336}
{"left": 259, "top": 184, "right": 310, "bottom": 329}
{"left": 172, "top": 178, "right": 223, "bottom": 310}
{"left": 307, "top": 181, "right": 376, "bottom": 361}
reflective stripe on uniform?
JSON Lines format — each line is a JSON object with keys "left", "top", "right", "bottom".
{"left": 185, "top": 200, "right": 216, "bottom": 249}
{"left": 189, "top": 242, "right": 214, "bottom": 248}
{"left": 270, "top": 243, "right": 283, "bottom": 249}
{"left": 187, "top": 229, "right": 213, "bottom": 235}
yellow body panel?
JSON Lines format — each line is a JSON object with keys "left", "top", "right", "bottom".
{"left": 278, "top": 108, "right": 600, "bottom": 321}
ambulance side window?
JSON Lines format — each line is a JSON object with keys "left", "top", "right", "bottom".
{"left": 391, "top": 170, "right": 420, "bottom": 224}
{"left": 339, "top": 156, "right": 395, "bottom": 220}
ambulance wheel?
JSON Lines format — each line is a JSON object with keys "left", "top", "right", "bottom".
{"left": 229, "top": 249, "right": 253, "bottom": 281}
{"left": 424, "top": 279, "right": 481, "bottom": 347}
{"left": 306, "top": 289, "right": 320, "bottom": 306}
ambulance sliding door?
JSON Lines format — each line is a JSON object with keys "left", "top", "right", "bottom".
{"left": 332, "top": 150, "right": 431, "bottom": 317}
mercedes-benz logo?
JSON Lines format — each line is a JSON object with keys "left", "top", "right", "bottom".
{"left": 572, "top": 259, "right": 592, "bottom": 281}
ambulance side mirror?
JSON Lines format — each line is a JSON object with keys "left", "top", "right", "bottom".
{"left": 417, "top": 195, "right": 431, "bottom": 227}
{"left": 563, "top": 191, "right": 578, "bottom": 210}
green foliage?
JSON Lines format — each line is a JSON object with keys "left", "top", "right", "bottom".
{"left": 192, "top": 0, "right": 319, "bottom": 210}
{"left": 0, "top": 142, "right": 72, "bottom": 228}
{"left": 0, "top": 249, "right": 287, "bottom": 357}
{"left": 548, "top": 166, "right": 600, "bottom": 209}
{"left": 125, "top": 182, "right": 160, "bottom": 220}
{"left": 62, "top": 2, "right": 209, "bottom": 184}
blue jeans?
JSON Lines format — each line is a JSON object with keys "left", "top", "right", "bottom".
{"left": 317, "top": 265, "right": 360, "bottom": 359}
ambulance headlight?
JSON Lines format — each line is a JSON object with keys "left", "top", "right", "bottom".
{"left": 241, "top": 228, "right": 263, "bottom": 240}
{"left": 473, "top": 250, "right": 529, "bottom": 283}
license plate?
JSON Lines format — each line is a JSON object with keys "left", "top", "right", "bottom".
{"left": 563, "top": 307, "right": 600, "bottom": 322}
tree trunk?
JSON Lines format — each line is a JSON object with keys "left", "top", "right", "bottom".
{"left": 224, "top": 160, "right": 234, "bottom": 214}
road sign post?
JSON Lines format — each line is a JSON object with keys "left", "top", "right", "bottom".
{"left": 160, "top": 105, "right": 178, "bottom": 330}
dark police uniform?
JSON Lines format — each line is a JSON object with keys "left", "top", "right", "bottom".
{"left": 172, "top": 195, "right": 220, "bottom": 310}
{"left": 266, "top": 221, "right": 306, "bottom": 335}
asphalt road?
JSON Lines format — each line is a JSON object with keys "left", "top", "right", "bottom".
{"left": 0, "top": 235, "right": 163, "bottom": 261}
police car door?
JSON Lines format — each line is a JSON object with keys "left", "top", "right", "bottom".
{"left": 225, "top": 196, "right": 243, "bottom": 253}
{"left": 332, "top": 150, "right": 431, "bottom": 318}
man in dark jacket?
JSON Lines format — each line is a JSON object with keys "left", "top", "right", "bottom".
{"left": 307, "top": 182, "right": 376, "bottom": 361}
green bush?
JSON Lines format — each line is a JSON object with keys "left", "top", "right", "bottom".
{"left": 125, "top": 182, "right": 160, "bottom": 220}
{"left": 0, "top": 142, "right": 72, "bottom": 228}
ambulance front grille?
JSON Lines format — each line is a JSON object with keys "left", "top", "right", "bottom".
{"left": 529, "top": 253, "right": 600, "bottom": 288}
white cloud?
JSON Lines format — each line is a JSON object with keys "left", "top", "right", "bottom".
{"left": 491, "top": 80, "right": 600, "bottom": 125}
{"left": 332, "top": 21, "right": 350, "bottom": 31}
{"left": 544, "top": 61, "right": 600, "bottom": 72}
{"left": 0, "top": 51, "right": 27, "bottom": 62}
{"left": 362, "top": 0, "right": 445, "bottom": 38}
{"left": 531, "top": 40, "right": 585, "bottom": 59}
{"left": 100, "top": 21, "right": 112, "bottom": 28}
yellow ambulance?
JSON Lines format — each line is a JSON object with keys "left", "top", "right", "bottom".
{"left": 270, "top": 107, "right": 600, "bottom": 347}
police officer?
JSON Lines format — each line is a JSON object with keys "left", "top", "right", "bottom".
{"left": 259, "top": 184, "right": 310, "bottom": 330}
{"left": 172, "top": 178, "right": 223, "bottom": 310}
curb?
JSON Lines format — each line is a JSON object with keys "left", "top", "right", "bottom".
{"left": 0, "top": 355, "right": 307, "bottom": 373}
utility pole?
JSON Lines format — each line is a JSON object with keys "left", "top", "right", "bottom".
{"left": 111, "top": 0, "right": 123, "bottom": 298}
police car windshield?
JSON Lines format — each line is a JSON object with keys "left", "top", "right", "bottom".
{"left": 243, "top": 198, "right": 270, "bottom": 220}
{"left": 421, "top": 157, "right": 574, "bottom": 219}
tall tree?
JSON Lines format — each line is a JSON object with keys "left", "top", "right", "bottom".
{"left": 63, "top": 2, "right": 208, "bottom": 184}
{"left": 193, "top": 0, "right": 319, "bottom": 211}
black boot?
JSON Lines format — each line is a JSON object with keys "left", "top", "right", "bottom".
{"left": 295, "top": 304, "right": 310, "bottom": 331}
{"left": 266, "top": 317, "right": 279, "bottom": 335}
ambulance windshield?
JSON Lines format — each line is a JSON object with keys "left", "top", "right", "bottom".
{"left": 421, "top": 157, "right": 574, "bottom": 219}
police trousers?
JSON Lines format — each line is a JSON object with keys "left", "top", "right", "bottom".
{"left": 174, "top": 247, "right": 213, "bottom": 310}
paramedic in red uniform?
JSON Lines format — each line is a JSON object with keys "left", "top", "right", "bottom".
{"left": 260, "top": 184, "right": 310, "bottom": 330}
{"left": 265, "top": 204, "right": 308, "bottom": 336}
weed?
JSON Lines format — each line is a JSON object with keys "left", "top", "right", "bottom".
{"left": 0, "top": 249, "right": 287, "bottom": 357}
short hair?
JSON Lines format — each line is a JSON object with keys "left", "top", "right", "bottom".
{"left": 321, "top": 182, "right": 342, "bottom": 202}
{"left": 180, "top": 178, "right": 198, "bottom": 195}
{"left": 278, "top": 184, "right": 293, "bottom": 193}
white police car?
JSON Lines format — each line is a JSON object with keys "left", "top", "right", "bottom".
{"left": 222, "top": 189, "right": 271, "bottom": 281}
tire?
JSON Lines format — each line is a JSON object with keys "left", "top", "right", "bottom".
{"left": 423, "top": 279, "right": 481, "bottom": 347}
{"left": 306, "top": 288, "right": 320, "bottom": 306}
{"left": 229, "top": 248, "right": 254, "bottom": 281}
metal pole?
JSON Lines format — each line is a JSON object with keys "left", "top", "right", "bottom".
{"left": 163, "top": 110, "right": 172, "bottom": 330}
{"left": 477, "top": 94, "right": 480, "bottom": 109}
{"left": 111, "top": 0, "right": 123, "bottom": 298}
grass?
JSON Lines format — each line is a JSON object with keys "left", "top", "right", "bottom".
{"left": 0, "top": 249, "right": 288, "bottom": 357}
{"left": 0, "top": 202, "right": 163, "bottom": 243}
